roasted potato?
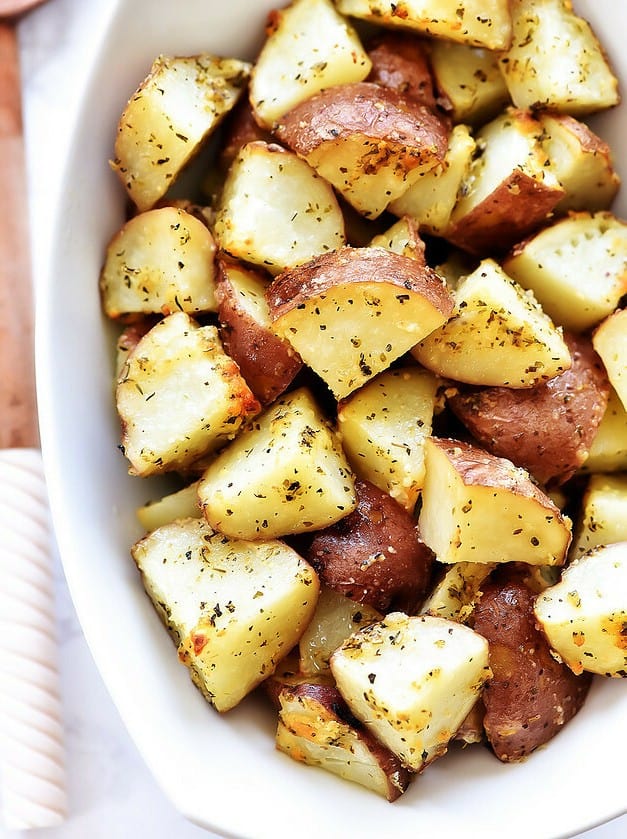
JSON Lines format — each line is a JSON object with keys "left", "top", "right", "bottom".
{"left": 307, "top": 479, "right": 435, "bottom": 614}
{"left": 366, "top": 32, "right": 437, "bottom": 110}
{"left": 420, "top": 561, "right": 495, "bottom": 623}
{"left": 368, "top": 216, "right": 426, "bottom": 263}
{"left": 593, "top": 309, "right": 627, "bottom": 412}
{"left": 581, "top": 387, "right": 627, "bottom": 474}
{"left": 136, "top": 481, "right": 201, "bottom": 531}
{"left": 473, "top": 576, "right": 592, "bottom": 761}
{"left": 570, "top": 475, "right": 627, "bottom": 560}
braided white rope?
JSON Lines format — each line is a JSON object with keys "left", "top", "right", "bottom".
{"left": 0, "top": 449, "right": 67, "bottom": 829}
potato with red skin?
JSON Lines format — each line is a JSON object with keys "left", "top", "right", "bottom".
{"left": 449, "top": 333, "right": 610, "bottom": 485}
{"left": 367, "top": 33, "right": 437, "bottom": 111}
{"left": 473, "top": 576, "right": 592, "bottom": 762}
{"left": 307, "top": 479, "right": 434, "bottom": 614}
{"left": 217, "top": 98, "right": 272, "bottom": 173}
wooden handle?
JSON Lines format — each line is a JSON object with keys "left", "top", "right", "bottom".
{"left": 0, "top": 22, "right": 39, "bottom": 449}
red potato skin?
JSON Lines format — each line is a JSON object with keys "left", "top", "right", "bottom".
{"left": 306, "top": 480, "right": 435, "bottom": 614}
{"left": 266, "top": 246, "right": 454, "bottom": 323}
{"left": 449, "top": 333, "right": 610, "bottom": 485}
{"left": 218, "top": 98, "right": 273, "bottom": 172}
{"left": 473, "top": 577, "right": 592, "bottom": 762}
{"left": 367, "top": 33, "right": 438, "bottom": 112}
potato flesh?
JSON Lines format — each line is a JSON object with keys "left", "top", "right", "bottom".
{"left": 198, "top": 388, "right": 357, "bottom": 540}
{"left": 330, "top": 612, "right": 490, "bottom": 771}
{"left": 418, "top": 437, "right": 572, "bottom": 566}
{"left": 412, "top": 259, "right": 571, "bottom": 388}
{"left": 214, "top": 142, "right": 345, "bottom": 275}
{"left": 504, "top": 213, "right": 627, "bottom": 333}
{"left": 112, "top": 54, "right": 250, "bottom": 211}
{"left": 337, "top": 366, "right": 438, "bottom": 512}
{"left": 534, "top": 542, "right": 627, "bottom": 677}
{"left": 249, "top": 0, "right": 371, "bottom": 128}
{"left": 499, "top": 0, "right": 619, "bottom": 115}
{"left": 420, "top": 562, "right": 495, "bottom": 622}
{"left": 117, "top": 312, "right": 260, "bottom": 476}
{"left": 131, "top": 518, "right": 320, "bottom": 711}
{"left": 593, "top": 309, "right": 627, "bottom": 411}
{"left": 369, "top": 217, "right": 426, "bottom": 263}
{"left": 335, "top": 0, "right": 513, "bottom": 50}
{"left": 582, "top": 387, "right": 627, "bottom": 474}
{"left": 100, "top": 207, "right": 217, "bottom": 319}
{"left": 136, "top": 481, "right": 201, "bottom": 532}
{"left": 570, "top": 475, "right": 627, "bottom": 560}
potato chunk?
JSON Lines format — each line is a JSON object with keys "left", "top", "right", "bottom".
{"left": 582, "top": 387, "right": 627, "bottom": 474}
{"left": 418, "top": 437, "right": 572, "bottom": 566}
{"left": 335, "top": 0, "right": 513, "bottom": 50}
{"left": 267, "top": 247, "right": 454, "bottom": 399}
{"left": 534, "top": 542, "right": 627, "bottom": 677}
{"left": 593, "top": 309, "right": 627, "bottom": 412}
{"left": 366, "top": 32, "right": 437, "bottom": 110}
{"left": 136, "top": 481, "right": 201, "bottom": 532}
{"left": 131, "top": 517, "right": 319, "bottom": 711}
{"left": 330, "top": 612, "right": 490, "bottom": 771}
{"left": 100, "top": 207, "right": 217, "bottom": 319}
{"left": 214, "top": 141, "right": 345, "bottom": 276}
{"left": 420, "top": 562, "right": 495, "bottom": 622}
{"left": 412, "top": 259, "right": 571, "bottom": 388}
{"left": 198, "top": 388, "right": 357, "bottom": 540}
{"left": 249, "top": 0, "right": 371, "bottom": 128}
{"left": 117, "top": 312, "right": 260, "bottom": 476}
{"left": 112, "top": 54, "right": 250, "bottom": 211}
{"left": 369, "top": 217, "right": 426, "bottom": 263}
{"left": 571, "top": 475, "right": 627, "bottom": 560}
{"left": 503, "top": 213, "right": 627, "bottom": 333}
{"left": 499, "top": 0, "right": 619, "bottom": 115}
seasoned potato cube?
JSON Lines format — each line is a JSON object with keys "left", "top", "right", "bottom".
{"left": 115, "top": 319, "right": 155, "bottom": 380}
{"left": 593, "top": 309, "right": 627, "bottom": 412}
{"left": 412, "top": 259, "right": 571, "bottom": 388}
{"left": 418, "top": 437, "right": 572, "bottom": 566}
{"left": 112, "top": 54, "right": 250, "bottom": 211}
{"left": 582, "top": 387, "right": 627, "bottom": 474}
{"left": 420, "top": 562, "right": 495, "bottom": 622}
{"left": 534, "top": 542, "right": 627, "bottom": 677}
{"left": 198, "top": 388, "right": 357, "bottom": 540}
{"left": 539, "top": 113, "right": 620, "bottom": 214}
{"left": 136, "top": 481, "right": 201, "bottom": 532}
{"left": 337, "top": 366, "right": 438, "bottom": 511}
{"left": 100, "top": 207, "right": 217, "bottom": 319}
{"left": 447, "top": 110, "right": 564, "bottom": 255}
{"left": 276, "top": 82, "right": 448, "bottom": 219}
{"left": 570, "top": 475, "right": 627, "bottom": 560}
{"left": 499, "top": 0, "right": 619, "bottom": 115}
{"left": 428, "top": 42, "right": 510, "bottom": 126}
{"left": 389, "top": 124, "right": 475, "bottom": 236}
{"left": 504, "top": 213, "right": 627, "bottom": 333}
{"left": 369, "top": 217, "right": 426, "bottom": 263}
{"left": 214, "top": 142, "right": 345, "bottom": 276}
{"left": 249, "top": 0, "right": 371, "bottom": 128}
{"left": 335, "top": 0, "right": 512, "bottom": 50}
{"left": 276, "top": 683, "right": 412, "bottom": 800}
{"left": 132, "top": 518, "right": 319, "bottom": 711}
{"left": 267, "top": 247, "right": 454, "bottom": 399}
{"left": 366, "top": 32, "right": 437, "bottom": 110}
{"left": 117, "top": 312, "right": 260, "bottom": 476}
{"left": 330, "top": 612, "right": 490, "bottom": 771}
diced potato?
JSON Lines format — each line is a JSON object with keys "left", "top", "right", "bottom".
{"left": 504, "top": 213, "right": 627, "bottom": 333}
{"left": 131, "top": 517, "right": 320, "bottom": 711}
{"left": 267, "top": 247, "right": 454, "bottom": 400}
{"left": 366, "top": 31, "right": 437, "bottom": 110}
{"left": 337, "top": 366, "right": 439, "bottom": 511}
{"left": 420, "top": 562, "right": 495, "bottom": 622}
{"left": 412, "top": 259, "right": 571, "bottom": 388}
{"left": 593, "top": 309, "right": 627, "bottom": 411}
{"left": 428, "top": 42, "right": 510, "bottom": 126}
{"left": 112, "top": 54, "right": 251, "bottom": 211}
{"left": 389, "top": 125, "right": 476, "bottom": 236}
{"left": 264, "top": 650, "right": 335, "bottom": 707}
{"left": 534, "top": 542, "right": 627, "bottom": 677}
{"left": 499, "top": 0, "right": 619, "bottom": 115}
{"left": 276, "top": 683, "right": 412, "bottom": 800}
{"left": 214, "top": 141, "right": 345, "bottom": 276}
{"left": 447, "top": 109, "right": 563, "bottom": 255}
{"left": 335, "top": 0, "right": 513, "bottom": 50}
{"left": 299, "top": 588, "right": 382, "bottom": 676}
{"left": 418, "top": 437, "right": 572, "bottom": 566}
{"left": 100, "top": 207, "right": 217, "bottom": 319}
{"left": 136, "top": 481, "right": 201, "bottom": 531}
{"left": 115, "top": 320, "right": 155, "bottom": 381}
{"left": 539, "top": 113, "right": 620, "bottom": 214}
{"left": 330, "top": 612, "right": 490, "bottom": 771}
{"left": 369, "top": 217, "right": 426, "bottom": 263}
{"left": 582, "top": 388, "right": 627, "bottom": 474}
{"left": 570, "top": 475, "right": 627, "bottom": 560}
{"left": 116, "top": 312, "right": 260, "bottom": 476}
{"left": 198, "top": 388, "right": 357, "bottom": 540}
{"left": 249, "top": 0, "right": 371, "bottom": 128}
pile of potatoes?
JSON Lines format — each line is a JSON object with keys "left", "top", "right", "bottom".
{"left": 103, "top": 0, "right": 627, "bottom": 801}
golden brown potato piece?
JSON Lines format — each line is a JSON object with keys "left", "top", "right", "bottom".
{"left": 275, "top": 82, "right": 448, "bottom": 218}
{"left": 473, "top": 576, "right": 592, "bottom": 762}
{"left": 448, "top": 334, "right": 610, "bottom": 485}
{"left": 215, "top": 260, "right": 303, "bottom": 405}
{"left": 307, "top": 479, "right": 434, "bottom": 613}
{"left": 367, "top": 32, "right": 437, "bottom": 111}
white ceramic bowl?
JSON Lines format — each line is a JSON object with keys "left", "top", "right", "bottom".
{"left": 38, "top": 2, "right": 627, "bottom": 837}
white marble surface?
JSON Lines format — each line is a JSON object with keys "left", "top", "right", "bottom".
{"left": 2, "top": 0, "right": 625, "bottom": 836}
